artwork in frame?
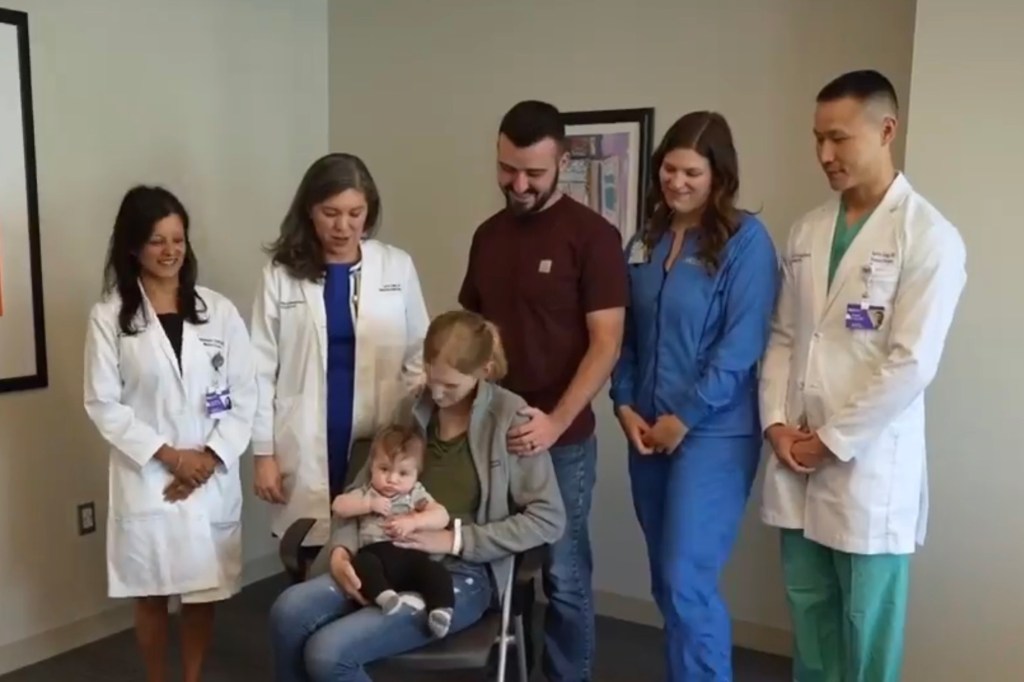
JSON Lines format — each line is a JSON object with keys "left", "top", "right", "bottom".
{"left": 558, "top": 107, "right": 654, "bottom": 245}
{"left": 0, "top": 8, "right": 47, "bottom": 393}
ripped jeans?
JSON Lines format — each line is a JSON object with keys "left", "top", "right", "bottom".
{"left": 269, "top": 558, "right": 493, "bottom": 682}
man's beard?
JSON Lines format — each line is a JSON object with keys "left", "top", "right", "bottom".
{"left": 502, "top": 170, "right": 560, "bottom": 217}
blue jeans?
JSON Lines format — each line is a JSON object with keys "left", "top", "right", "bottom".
{"left": 543, "top": 435, "right": 597, "bottom": 682}
{"left": 629, "top": 435, "right": 760, "bottom": 682}
{"left": 270, "top": 559, "right": 493, "bottom": 682}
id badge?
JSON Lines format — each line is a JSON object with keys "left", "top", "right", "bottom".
{"left": 845, "top": 303, "right": 885, "bottom": 330}
{"left": 627, "top": 240, "right": 648, "bottom": 265}
{"left": 205, "top": 387, "right": 232, "bottom": 416}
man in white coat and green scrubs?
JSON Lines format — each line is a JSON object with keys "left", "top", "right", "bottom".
{"left": 759, "top": 70, "right": 967, "bottom": 682}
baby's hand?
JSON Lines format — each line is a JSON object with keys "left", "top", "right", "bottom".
{"left": 369, "top": 496, "right": 392, "bottom": 517}
{"left": 384, "top": 514, "right": 419, "bottom": 540}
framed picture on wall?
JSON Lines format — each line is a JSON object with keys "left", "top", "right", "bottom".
{"left": 0, "top": 9, "right": 47, "bottom": 393}
{"left": 558, "top": 107, "right": 654, "bottom": 245}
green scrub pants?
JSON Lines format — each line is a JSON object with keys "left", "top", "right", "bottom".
{"left": 780, "top": 530, "right": 910, "bottom": 682}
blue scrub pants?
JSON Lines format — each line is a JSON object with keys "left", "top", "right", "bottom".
{"left": 629, "top": 434, "right": 761, "bottom": 682}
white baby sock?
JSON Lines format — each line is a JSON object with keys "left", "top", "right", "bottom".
{"left": 428, "top": 607, "right": 453, "bottom": 638}
{"left": 376, "top": 590, "right": 401, "bottom": 615}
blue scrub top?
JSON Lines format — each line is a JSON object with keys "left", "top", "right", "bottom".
{"left": 325, "top": 262, "right": 357, "bottom": 498}
{"left": 610, "top": 215, "right": 780, "bottom": 438}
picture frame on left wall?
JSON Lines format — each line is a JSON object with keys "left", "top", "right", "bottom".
{"left": 0, "top": 8, "right": 47, "bottom": 393}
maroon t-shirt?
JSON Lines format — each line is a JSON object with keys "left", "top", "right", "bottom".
{"left": 458, "top": 195, "right": 629, "bottom": 446}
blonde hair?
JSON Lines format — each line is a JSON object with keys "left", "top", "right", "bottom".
{"left": 371, "top": 424, "right": 426, "bottom": 472}
{"left": 423, "top": 310, "right": 508, "bottom": 381}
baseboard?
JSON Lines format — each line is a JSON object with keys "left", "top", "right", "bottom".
{"left": 731, "top": 618, "right": 792, "bottom": 658}
{"left": 590, "top": 589, "right": 793, "bottom": 658}
{"left": 0, "top": 553, "right": 284, "bottom": 676}
{"left": 0, "top": 604, "right": 134, "bottom": 676}
{"left": 241, "top": 551, "right": 285, "bottom": 585}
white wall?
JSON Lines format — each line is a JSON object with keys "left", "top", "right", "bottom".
{"left": 328, "top": 0, "right": 916, "bottom": 644}
{"left": 0, "top": 0, "right": 326, "bottom": 672}
{"left": 902, "top": 1, "right": 1024, "bottom": 679}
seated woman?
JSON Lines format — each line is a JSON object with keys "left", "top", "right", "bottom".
{"left": 269, "top": 310, "right": 567, "bottom": 682}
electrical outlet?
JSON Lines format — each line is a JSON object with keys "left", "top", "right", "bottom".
{"left": 77, "top": 502, "right": 96, "bottom": 536}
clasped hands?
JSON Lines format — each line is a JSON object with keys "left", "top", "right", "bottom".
{"left": 158, "top": 446, "right": 220, "bottom": 502}
{"left": 364, "top": 496, "right": 422, "bottom": 541}
{"left": 765, "top": 424, "right": 834, "bottom": 473}
{"left": 616, "top": 406, "right": 687, "bottom": 455}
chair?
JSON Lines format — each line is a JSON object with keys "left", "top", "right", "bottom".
{"left": 279, "top": 517, "right": 542, "bottom": 682}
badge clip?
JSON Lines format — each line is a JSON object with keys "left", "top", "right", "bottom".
{"left": 627, "top": 241, "right": 648, "bottom": 265}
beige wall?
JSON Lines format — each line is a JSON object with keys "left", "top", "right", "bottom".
{"left": 902, "top": 0, "right": 1024, "bottom": 679}
{"left": 16, "top": 1, "right": 1015, "bottom": 677}
{"left": 328, "top": 0, "right": 916, "bottom": 642}
{"left": 0, "top": 0, "right": 326, "bottom": 672}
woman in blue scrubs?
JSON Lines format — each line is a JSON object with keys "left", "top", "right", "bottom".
{"left": 610, "top": 111, "right": 780, "bottom": 681}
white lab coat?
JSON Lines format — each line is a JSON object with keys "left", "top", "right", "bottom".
{"left": 250, "top": 239, "right": 429, "bottom": 546}
{"left": 84, "top": 285, "right": 257, "bottom": 600}
{"left": 759, "top": 173, "right": 966, "bottom": 555}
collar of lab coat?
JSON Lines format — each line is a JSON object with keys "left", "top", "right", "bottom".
{"left": 813, "top": 172, "right": 913, "bottom": 320}
{"left": 135, "top": 279, "right": 196, "bottom": 389}
{"left": 296, "top": 239, "right": 384, "bottom": 372}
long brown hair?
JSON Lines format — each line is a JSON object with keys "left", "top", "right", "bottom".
{"left": 103, "top": 186, "right": 206, "bottom": 335}
{"left": 642, "top": 111, "right": 742, "bottom": 272}
{"left": 266, "top": 153, "right": 381, "bottom": 282}
{"left": 423, "top": 310, "right": 508, "bottom": 381}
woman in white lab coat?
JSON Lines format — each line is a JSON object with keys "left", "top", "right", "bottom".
{"left": 84, "top": 186, "right": 257, "bottom": 682}
{"left": 251, "top": 153, "right": 429, "bottom": 548}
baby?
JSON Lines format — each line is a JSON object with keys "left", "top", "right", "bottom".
{"left": 331, "top": 424, "right": 455, "bottom": 637}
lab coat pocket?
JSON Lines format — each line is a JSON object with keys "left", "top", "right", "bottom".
{"left": 802, "top": 391, "right": 829, "bottom": 431}
{"left": 273, "top": 395, "right": 304, "bottom": 478}
{"left": 201, "top": 469, "right": 243, "bottom": 525}
{"left": 209, "top": 521, "right": 243, "bottom": 590}
{"left": 865, "top": 265, "right": 899, "bottom": 306}
{"left": 375, "top": 378, "right": 403, "bottom": 428}
{"left": 108, "top": 507, "right": 219, "bottom": 597}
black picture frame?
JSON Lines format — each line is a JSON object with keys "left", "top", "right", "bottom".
{"left": 0, "top": 8, "right": 47, "bottom": 394}
{"left": 558, "top": 107, "right": 655, "bottom": 244}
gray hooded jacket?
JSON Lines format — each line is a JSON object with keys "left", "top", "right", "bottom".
{"left": 310, "top": 380, "right": 566, "bottom": 603}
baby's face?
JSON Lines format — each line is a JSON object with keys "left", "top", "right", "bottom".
{"left": 369, "top": 452, "right": 419, "bottom": 498}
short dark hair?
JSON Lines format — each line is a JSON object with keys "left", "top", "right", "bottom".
{"left": 817, "top": 70, "right": 899, "bottom": 115}
{"left": 498, "top": 100, "right": 565, "bottom": 148}
{"left": 372, "top": 424, "right": 426, "bottom": 472}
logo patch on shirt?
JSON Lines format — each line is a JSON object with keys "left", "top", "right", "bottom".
{"left": 538, "top": 259, "right": 552, "bottom": 274}
{"left": 379, "top": 283, "right": 402, "bottom": 292}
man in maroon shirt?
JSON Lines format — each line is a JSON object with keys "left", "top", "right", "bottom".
{"left": 459, "top": 100, "right": 628, "bottom": 682}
